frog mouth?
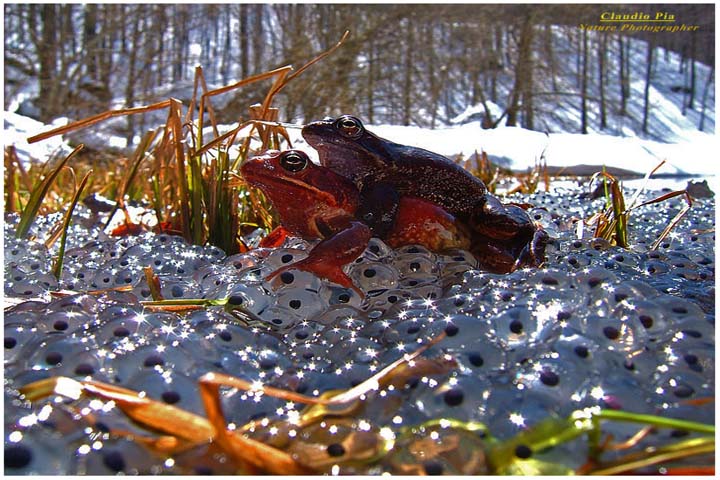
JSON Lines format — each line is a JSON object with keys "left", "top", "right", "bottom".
{"left": 306, "top": 140, "right": 366, "bottom": 169}
{"left": 247, "top": 171, "right": 334, "bottom": 202}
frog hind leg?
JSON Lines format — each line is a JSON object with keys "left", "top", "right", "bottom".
{"left": 266, "top": 221, "right": 371, "bottom": 293}
{"left": 470, "top": 195, "right": 549, "bottom": 271}
{"left": 356, "top": 182, "right": 400, "bottom": 238}
{"left": 471, "top": 195, "right": 536, "bottom": 240}
{"left": 470, "top": 238, "right": 518, "bottom": 274}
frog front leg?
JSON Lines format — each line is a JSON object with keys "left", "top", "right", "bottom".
{"left": 356, "top": 181, "right": 400, "bottom": 238}
{"left": 266, "top": 220, "right": 372, "bottom": 292}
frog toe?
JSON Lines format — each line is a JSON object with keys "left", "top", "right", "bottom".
{"left": 267, "top": 260, "right": 363, "bottom": 297}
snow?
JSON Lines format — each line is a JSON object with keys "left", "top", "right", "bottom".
{"left": 6, "top": 111, "right": 717, "bottom": 195}
{"left": 292, "top": 120, "right": 718, "bottom": 177}
{"left": 523, "top": 29, "right": 716, "bottom": 140}
{"left": 450, "top": 100, "right": 504, "bottom": 125}
{"left": 3, "top": 112, "right": 73, "bottom": 165}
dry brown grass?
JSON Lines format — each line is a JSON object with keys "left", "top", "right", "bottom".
{"left": 12, "top": 32, "right": 350, "bottom": 255}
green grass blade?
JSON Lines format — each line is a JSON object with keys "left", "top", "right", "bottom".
{"left": 141, "top": 298, "right": 228, "bottom": 307}
{"left": 189, "top": 153, "right": 205, "bottom": 244}
{"left": 52, "top": 169, "right": 92, "bottom": 281}
{"left": 609, "top": 180, "right": 628, "bottom": 247}
{"left": 16, "top": 144, "right": 84, "bottom": 238}
{"left": 596, "top": 408, "right": 715, "bottom": 434}
{"left": 151, "top": 176, "right": 164, "bottom": 225}
{"left": 103, "top": 129, "right": 159, "bottom": 231}
{"left": 487, "top": 414, "right": 592, "bottom": 472}
{"left": 587, "top": 437, "right": 714, "bottom": 475}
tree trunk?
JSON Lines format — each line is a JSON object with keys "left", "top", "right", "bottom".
{"left": 252, "top": 5, "right": 264, "bottom": 74}
{"left": 125, "top": 8, "right": 142, "bottom": 145}
{"left": 521, "top": 25, "right": 534, "bottom": 130}
{"left": 427, "top": 23, "right": 439, "bottom": 128}
{"left": 367, "top": 35, "right": 376, "bottom": 124}
{"left": 580, "top": 28, "right": 588, "bottom": 134}
{"left": 698, "top": 68, "right": 713, "bottom": 131}
{"left": 156, "top": 8, "right": 166, "bottom": 87}
{"left": 172, "top": 6, "right": 180, "bottom": 81}
{"left": 67, "top": 6, "right": 76, "bottom": 52}
{"left": 506, "top": 16, "right": 533, "bottom": 127}
{"left": 491, "top": 26, "right": 502, "bottom": 102}
{"left": 688, "top": 35, "right": 696, "bottom": 110}
{"left": 642, "top": 39, "right": 654, "bottom": 134}
{"left": 545, "top": 25, "right": 558, "bottom": 92}
{"left": 220, "top": 9, "right": 231, "bottom": 83}
{"left": 97, "top": 5, "right": 113, "bottom": 105}
{"left": 238, "top": 5, "right": 249, "bottom": 78}
{"left": 119, "top": 5, "right": 127, "bottom": 54}
{"left": 402, "top": 19, "right": 414, "bottom": 126}
{"left": 623, "top": 39, "right": 631, "bottom": 106}
{"left": 27, "top": 5, "right": 38, "bottom": 48}
{"left": 575, "top": 29, "right": 582, "bottom": 87}
{"left": 39, "top": 4, "right": 59, "bottom": 121}
{"left": 598, "top": 33, "right": 607, "bottom": 129}
{"left": 83, "top": 4, "right": 98, "bottom": 81}
{"left": 173, "top": 5, "right": 188, "bottom": 81}
{"left": 618, "top": 35, "right": 628, "bottom": 116}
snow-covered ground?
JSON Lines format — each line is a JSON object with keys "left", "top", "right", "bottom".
{"left": 4, "top": 112, "right": 74, "bottom": 164}
{"left": 347, "top": 122, "right": 717, "bottom": 177}
{"left": 6, "top": 110, "right": 717, "bottom": 194}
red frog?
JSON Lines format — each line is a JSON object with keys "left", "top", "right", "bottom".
{"left": 302, "top": 115, "right": 548, "bottom": 273}
{"left": 240, "top": 150, "right": 471, "bottom": 291}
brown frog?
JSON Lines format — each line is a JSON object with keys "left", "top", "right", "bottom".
{"left": 241, "top": 150, "right": 471, "bottom": 291}
{"left": 302, "top": 115, "right": 548, "bottom": 273}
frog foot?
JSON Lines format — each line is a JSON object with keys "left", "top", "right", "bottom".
{"left": 265, "top": 221, "right": 371, "bottom": 298}
{"left": 266, "top": 261, "right": 364, "bottom": 298}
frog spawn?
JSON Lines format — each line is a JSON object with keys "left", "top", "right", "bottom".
{"left": 4, "top": 191, "right": 715, "bottom": 474}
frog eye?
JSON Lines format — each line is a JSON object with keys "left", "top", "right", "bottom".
{"left": 335, "top": 115, "right": 364, "bottom": 139}
{"left": 279, "top": 151, "right": 308, "bottom": 173}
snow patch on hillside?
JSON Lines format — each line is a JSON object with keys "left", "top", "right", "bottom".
{"left": 3, "top": 112, "right": 73, "bottom": 164}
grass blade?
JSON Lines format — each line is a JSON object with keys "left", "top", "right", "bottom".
{"left": 103, "top": 129, "right": 160, "bottom": 231}
{"left": 166, "top": 99, "right": 192, "bottom": 241}
{"left": 596, "top": 408, "right": 715, "bottom": 434}
{"left": 143, "top": 266, "right": 164, "bottom": 301}
{"left": 51, "top": 169, "right": 92, "bottom": 280}
{"left": 609, "top": 179, "right": 628, "bottom": 247}
{"left": 27, "top": 100, "right": 172, "bottom": 144}
{"left": 16, "top": 144, "right": 84, "bottom": 238}
{"left": 587, "top": 437, "right": 714, "bottom": 475}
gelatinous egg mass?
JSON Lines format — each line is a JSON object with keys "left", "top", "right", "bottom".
{"left": 3, "top": 189, "right": 715, "bottom": 474}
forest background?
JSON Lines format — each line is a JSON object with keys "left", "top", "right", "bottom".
{"left": 3, "top": 3, "right": 715, "bottom": 146}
